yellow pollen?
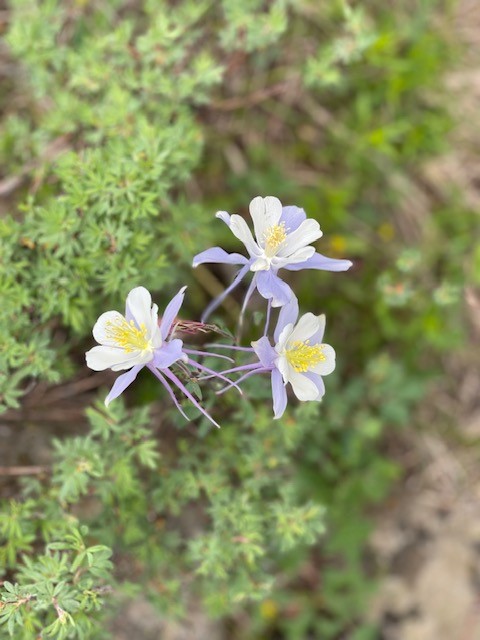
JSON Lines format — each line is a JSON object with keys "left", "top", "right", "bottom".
{"left": 264, "top": 223, "right": 287, "bottom": 257}
{"left": 105, "top": 318, "right": 150, "bottom": 352}
{"left": 286, "top": 340, "right": 326, "bottom": 373}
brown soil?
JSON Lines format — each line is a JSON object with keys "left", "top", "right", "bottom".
{"left": 369, "top": 1, "right": 480, "bottom": 638}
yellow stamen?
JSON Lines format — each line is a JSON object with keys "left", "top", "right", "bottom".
{"left": 264, "top": 223, "right": 287, "bottom": 257}
{"left": 105, "top": 318, "right": 150, "bottom": 352}
{"left": 286, "top": 340, "right": 326, "bottom": 373}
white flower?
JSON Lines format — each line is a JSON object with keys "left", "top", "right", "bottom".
{"left": 193, "top": 196, "right": 352, "bottom": 319}
{"left": 86, "top": 286, "right": 162, "bottom": 372}
{"left": 274, "top": 312, "right": 336, "bottom": 401}
{"left": 224, "top": 196, "right": 323, "bottom": 272}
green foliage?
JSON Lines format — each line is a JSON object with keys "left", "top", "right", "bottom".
{"left": 1, "top": 0, "right": 225, "bottom": 412}
{"left": 220, "top": 0, "right": 289, "bottom": 52}
{"left": 0, "top": 0, "right": 474, "bottom": 638}
{"left": 305, "top": 2, "right": 379, "bottom": 88}
{"left": 0, "top": 399, "right": 324, "bottom": 636}
{"left": 1, "top": 352, "right": 413, "bottom": 637}
{"left": 0, "top": 527, "right": 112, "bottom": 639}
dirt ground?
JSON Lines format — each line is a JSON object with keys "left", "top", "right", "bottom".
{"left": 368, "top": 2, "right": 480, "bottom": 638}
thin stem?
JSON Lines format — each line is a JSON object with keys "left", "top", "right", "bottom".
{"left": 183, "top": 348, "right": 234, "bottom": 362}
{"left": 216, "top": 368, "right": 267, "bottom": 395}
{"left": 147, "top": 365, "right": 190, "bottom": 421}
{"left": 206, "top": 343, "right": 254, "bottom": 352}
{"left": 198, "top": 361, "right": 262, "bottom": 380}
{"left": 0, "top": 465, "right": 49, "bottom": 476}
{"left": 187, "top": 359, "right": 242, "bottom": 395}
{"left": 263, "top": 299, "right": 272, "bottom": 336}
{"left": 162, "top": 367, "right": 221, "bottom": 429}
{"left": 237, "top": 274, "right": 257, "bottom": 341}
{"left": 201, "top": 263, "right": 250, "bottom": 323}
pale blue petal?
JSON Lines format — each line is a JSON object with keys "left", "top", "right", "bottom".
{"left": 271, "top": 368, "right": 288, "bottom": 419}
{"left": 153, "top": 339, "right": 186, "bottom": 369}
{"left": 192, "top": 247, "right": 248, "bottom": 268}
{"left": 256, "top": 270, "right": 293, "bottom": 307}
{"left": 274, "top": 296, "right": 299, "bottom": 342}
{"left": 280, "top": 205, "right": 307, "bottom": 232}
{"left": 284, "top": 252, "right": 353, "bottom": 272}
{"left": 201, "top": 263, "right": 251, "bottom": 322}
{"left": 160, "top": 287, "right": 187, "bottom": 339}
{"left": 163, "top": 367, "right": 221, "bottom": 429}
{"left": 239, "top": 273, "right": 258, "bottom": 327}
{"left": 105, "top": 365, "right": 143, "bottom": 406}
{"left": 251, "top": 336, "right": 276, "bottom": 368}
{"left": 147, "top": 365, "right": 190, "bottom": 421}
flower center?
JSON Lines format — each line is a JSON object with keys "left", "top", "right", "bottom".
{"left": 264, "top": 223, "right": 287, "bottom": 257}
{"left": 286, "top": 340, "right": 326, "bottom": 373}
{"left": 106, "top": 318, "right": 151, "bottom": 352}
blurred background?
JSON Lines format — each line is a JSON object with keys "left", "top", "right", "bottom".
{"left": 0, "top": 0, "right": 478, "bottom": 638}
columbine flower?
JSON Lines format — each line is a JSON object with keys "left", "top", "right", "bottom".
{"left": 193, "top": 196, "right": 352, "bottom": 320}
{"left": 86, "top": 286, "right": 226, "bottom": 428}
{"left": 86, "top": 286, "right": 168, "bottom": 392}
{"left": 211, "top": 298, "right": 335, "bottom": 419}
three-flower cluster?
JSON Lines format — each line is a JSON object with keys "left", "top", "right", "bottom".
{"left": 86, "top": 196, "right": 352, "bottom": 426}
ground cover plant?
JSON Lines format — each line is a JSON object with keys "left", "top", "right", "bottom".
{"left": 0, "top": 0, "right": 475, "bottom": 638}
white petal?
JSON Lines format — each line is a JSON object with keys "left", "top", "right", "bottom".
{"left": 311, "top": 314, "right": 326, "bottom": 344}
{"left": 271, "top": 246, "right": 315, "bottom": 269}
{"left": 275, "top": 355, "right": 290, "bottom": 385}
{"left": 111, "top": 349, "right": 153, "bottom": 371}
{"left": 288, "top": 313, "right": 323, "bottom": 344}
{"left": 92, "top": 310, "right": 125, "bottom": 346}
{"left": 311, "top": 344, "right": 336, "bottom": 376}
{"left": 249, "top": 196, "right": 282, "bottom": 244}
{"left": 149, "top": 303, "right": 162, "bottom": 347}
{"left": 248, "top": 197, "right": 266, "bottom": 243}
{"left": 126, "top": 287, "right": 153, "bottom": 330}
{"left": 86, "top": 345, "right": 142, "bottom": 371}
{"left": 229, "top": 214, "right": 261, "bottom": 257}
{"left": 250, "top": 256, "right": 270, "bottom": 272}
{"left": 275, "top": 322, "right": 294, "bottom": 354}
{"left": 285, "top": 246, "right": 316, "bottom": 264}
{"left": 276, "top": 219, "right": 322, "bottom": 258}
{"left": 152, "top": 332, "right": 163, "bottom": 349}
{"left": 288, "top": 371, "right": 320, "bottom": 401}
{"left": 215, "top": 210, "right": 231, "bottom": 226}
{"left": 264, "top": 196, "right": 283, "bottom": 221}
